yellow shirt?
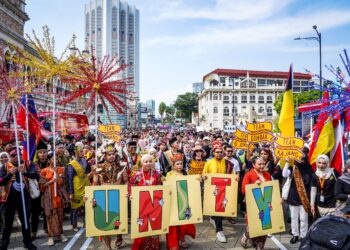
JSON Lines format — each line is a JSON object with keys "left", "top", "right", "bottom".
{"left": 166, "top": 170, "right": 183, "bottom": 177}
{"left": 202, "top": 158, "right": 227, "bottom": 174}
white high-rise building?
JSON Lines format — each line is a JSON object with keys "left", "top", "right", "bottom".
{"left": 85, "top": 0, "right": 140, "bottom": 126}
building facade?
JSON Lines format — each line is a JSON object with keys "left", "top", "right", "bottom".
{"left": 198, "top": 69, "right": 313, "bottom": 130}
{"left": 85, "top": 0, "right": 139, "bottom": 127}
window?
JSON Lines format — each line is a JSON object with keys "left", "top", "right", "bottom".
{"left": 293, "top": 80, "right": 300, "bottom": 86}
{"left": 241, "top": 95, "right": 247, "bottom": 103}
{"left": 223, "top": 96, "right": 229, "bottom": 104}
{"left": 267, "top": 79, "right": 275, "bottom": 86}
{"left": 258, "top": 96, "right": 264, "bottom": 103}
{"left": 267, "top": 96, "right": 273, "bottom": 103}
{"left": 249, "top": 95, "right": 255, "bottom": 103}
{"left": 213, "top": 95, "right": 218, "bottom": 101}
{"left": 233, "top": 96, "right": 237, "bottom": 103}
{"left": 210, "top": 80, "right": 219, "bottom": 87}
{"left": 293, "top": 87, "right": 300, "bottom": 92}
{"left": 220, "top": 77, "right": 226, "bottom": 83}
{"left": 276, "top": 80, "right": 284, "bottom": 86}
{"left": 267, "top": 107, "right": 273, "bottom": 116}
{"left": 213, "top": 107, "right": 218, "bottom": 113}
{"left": 249, "top": 80, "right": 256, "bottom": 88}
{"left": 258, "top": 79, "right": 266, "bottom": 86}
{"left": 240, "top": 81, "right": 247, "bottom": 88}
{"left": 232, "top": 107, "right": 237, "bottom": 115}
{"left": 258, "top": 107, "right": 264, "bottom": 113}
{"left": 301, "top": 81, "right": 309, "bottom": 86}
{"left": 223, "top": 107, "right": 229, "bottom": 116}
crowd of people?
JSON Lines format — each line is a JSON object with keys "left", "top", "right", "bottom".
{"left": 0, "top": 128, "right": 350, "bottom": 250}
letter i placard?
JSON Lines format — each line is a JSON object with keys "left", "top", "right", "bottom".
{"left": 85, "top": 185, "right": 128, "bottom": 237}
{"left": 245, "top": 180, "right": 285, "bottom": 238}
{"left": 203, "top": 174, "right": 238, "bottom": 217}
{"left": 163, "top": 175, "right": 203, "bottom": 226}
{"left": 130, "top": 185, "right": 171, "bottom": 239}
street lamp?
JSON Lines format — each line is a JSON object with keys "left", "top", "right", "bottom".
{"left": 294, "top": 25, "right": 322, "bottom": 89}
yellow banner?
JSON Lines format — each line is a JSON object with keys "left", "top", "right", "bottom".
{"left": 232, "top": 138, "right": 248, "bottom": 149}
{"left": 98, "top": 124, "right": 122, "bottom": 142}
{"left": 163, "top": 175, "right": 203, "bottom": 226}
{"left": 275, "top": 136, "right": 304, "bottom": 149}
{"left": 247, "top": 132, "right": 274, "bottom": 143}
{"left": 245, "top": 180, "right": 285, "bottom": 238}
{"left": 234, "top": 129, "right": 248, "bottom": 140}
{"left": 275, "top": 147, "right": 305, "bottom": 162}
{"left": 245, "top": 121, "right": 273, "bottom": 133}
{"left": 85, "top": 185, "right": 128, "bottom": 237}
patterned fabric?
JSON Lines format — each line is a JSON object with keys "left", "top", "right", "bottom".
{"left": 293, "top": 166, "right": 312, "bottom": 215}
{"left": 68, "top": 160, "right": 87, "bottom": 209}
{"left": 188, "top": 161, "right": 206, "bottom": 175}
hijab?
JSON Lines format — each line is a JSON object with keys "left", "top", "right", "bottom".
{"left": 315, "top": 154, "right": 334, "bottom": 179}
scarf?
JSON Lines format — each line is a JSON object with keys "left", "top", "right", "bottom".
{"left": 293, "top": 166, "right": 311, "bottom": 215}
{"left": 315, "top": 167, "right": 334, "bottom": 179}
{"left": 339, "top": 173, "right": 350, "bottom": 185}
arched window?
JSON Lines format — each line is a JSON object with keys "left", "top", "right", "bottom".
{"left": 97, "top": 104, "right": 104, "bottom": 113}
{"left": 213, "top": 95, "right": 218, "bottom": 101}
{"left": 258, "top": 107, "right": 264, "bottom": 113}
{"left": 267, "top": 96, "right": 273, "bottom": 103}
{"left": 267, "top": 107, "right": 273, "bottom": 116}
{"left": 213, "top": 107, "right": 218, "bottom": 113}
{"left": 258, "top": 96, "right": 264, "bottom": 103}
{"left": 223, "top": 107, "right": 229, "bottom": 116}
{"left": 223, "top": 96, "right": 229, "bottom": 103}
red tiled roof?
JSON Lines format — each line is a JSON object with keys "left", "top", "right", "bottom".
{"left": 203, "top": 68, "right": 312, "bottom": 81}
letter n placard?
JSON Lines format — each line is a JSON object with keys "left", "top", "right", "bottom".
{"left": 245, "top": 180, "right": 285, "bottom": 238}
{"left": 163, "top": 175, "right": 203, "bottom": 226}
{"left": 85, "top": 185, "right": 128, "bottom": 237}
{"left": 203, "top": 173, "right": 238, "bottom": 217}
{"left": 131, "top": 185, "right": 171, "bottom": 239}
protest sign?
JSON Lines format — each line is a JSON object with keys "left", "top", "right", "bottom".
{"left": 85, "top": 185, "right": 128, "bottom": 237}
{"left": 245, "top": 180, "right": 285, "bottom": 238}
{"left": 275, "top": 147, "right": 304, "bottom": 162}
{"left": 163, "top": 175, "right": 203, "bottom": 226}
{"left": 275, "top": 136, "right": 304, "bottom": 150}
{"left": 130, "top": 185, "right": 171, "bottom": 239}
{"left": 203, "top": 174, "right": 238, "bottom": 217}
{"left": 98, "top": 124, "right": 122, "bottom": 142}
{"left": 245, "top": 121, "right": 273, "bottom": 133}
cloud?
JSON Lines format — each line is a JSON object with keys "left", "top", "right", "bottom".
{"left": 156, "top": 0, "right": 293, "bottom": 21}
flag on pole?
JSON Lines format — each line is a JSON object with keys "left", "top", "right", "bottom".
{"left": 278, "top": 64, "right": 294, "bottom": 137}
{"left": 330, "top": 112, "right": 344, "bottom": 175}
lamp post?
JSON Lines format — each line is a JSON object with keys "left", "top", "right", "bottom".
{"left": 294, "top": 25, "right": 322, "bottom": 89}
{"left": 232, "top": 78, "right": 235, "bottom": 126}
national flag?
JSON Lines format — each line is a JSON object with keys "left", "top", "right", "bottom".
{"left": 309, "top": 116, "right": 335, "bottom": 168}
{"left": 278, "top": 64, "right": 294, "bottom": 137}
{"left": 16, "top": 94, "right": 40, "bottom": 161}
{"left": 330, "top": 110, "right": 344, "bottom": 175}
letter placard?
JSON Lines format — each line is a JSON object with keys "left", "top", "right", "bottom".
{"left": 131, "top": 185, "right": 171, "bottom": 239}
{"left": 245, "top": 121, "right": 273, "bottom": 133}
{"left": 163, "top": 175, "right": 203, "bottom": 226}
{"left": 245, "top": 180, "right": 285, "bottom": 237}
{"left": 275, "top": 136, "right": 304, "bottom": 150}
{"left": 275, "top": 147, "right": 304, "bottom": 162}
{"left": 98, "top": 124, "right": 122, "bottom": 142}
{"left": 85, "top": 185, "right": 128, "bottom": 237}
{"left": 203, "top": 174, "right": 238, "bottom": 217}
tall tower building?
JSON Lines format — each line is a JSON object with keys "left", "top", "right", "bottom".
{"left": 85, "top": 0, "right": 140, "bottom": 126}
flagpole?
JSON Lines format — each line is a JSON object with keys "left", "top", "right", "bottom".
{"left": 95, "top": 94, "right": 98, "bottom": 168}
{"left": 12, "top": 101, "right": 28, "bottom": 230}
{"left": 25, "top": 94, "right": 30, "bottom": 162}
{"left": 52, "top": 78, "right": 57, "bottom": 196}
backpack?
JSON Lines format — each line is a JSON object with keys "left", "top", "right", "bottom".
{"left": 299, "top": 215, "right": 350, "bottom": 250}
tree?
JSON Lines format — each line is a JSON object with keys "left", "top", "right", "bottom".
{"left": 158, "top": 102, "right": 167, "bottom": 122}
{"left": 173, "top": 92, "right": 198, "bottom": 122}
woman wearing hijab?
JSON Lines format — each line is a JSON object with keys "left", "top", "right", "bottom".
{"left": 334, "top": 162, "right": 350, "bottom": 209}
{"left": 310, "top": 154, "right": 339, "bottom": 217}
{"left": 0, "top": 152, "right": 9, "bottom": 234}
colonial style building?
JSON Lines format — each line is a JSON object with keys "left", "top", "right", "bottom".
{"left": 198, "top": 69, "right": 312, "bottom": 130}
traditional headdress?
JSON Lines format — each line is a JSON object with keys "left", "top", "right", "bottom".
{"left": 211, "top": 141, "right": 223, "bottom": 151}
{"left": 171, "top": 153, "right": 184, "bottom": 163}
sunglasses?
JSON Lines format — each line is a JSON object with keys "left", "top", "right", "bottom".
{"left": 226, "top": 150, "right": 233, "bottom": 153}
{"left": 215, "top": 151, "right": 223, "bottom": 154}
{"left": 194, "top": 150, "right": 203, "bottom": 153}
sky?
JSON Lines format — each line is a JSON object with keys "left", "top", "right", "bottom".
{"left": 25, "top": 0, "right": 350, "bottom": 112}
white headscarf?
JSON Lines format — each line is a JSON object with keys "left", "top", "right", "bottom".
{"left": 315, "top": 154, "right": 333, "bottom": 179}
{"left": 0, "top": 152, "right": 9, "bottom": 168}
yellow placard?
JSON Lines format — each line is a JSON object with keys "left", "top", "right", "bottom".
{"left": 275, "top": 136, "right": 304, "bottom": 149}
{"left": 98, "top": 124, "right": 122, "bottom": 142}
{"left": 275, "top": 147, "right": 305, "bottom": 162}
{"left": 247, "top": 132, "right": 274, "bottom": 143}
{"left": 245, "top": 180, "right": 285, "bottom": 238}
{"left": 234, "top": 129, "right": 248, "bottom": 140}
{"left": 163, "top": 175, "right": 203, "bottom": 226}
{"left": 131, "top": 185, "right": 171, "bottom": 239}
{"left": 85, "top": 185, "right": 128, "bottom": 237}
{"left": 203, "top": 174, "right": 238, "bottom": 217}
{"left": 245, "top": 121, "right": 273, "bottom": 133}
{"left": 232, "top": 138, "right": 248, "bottom": 149}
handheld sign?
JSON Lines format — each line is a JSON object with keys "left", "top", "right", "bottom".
{"left": 234, "top": 129, "right": 248, "bottom": 140}
{"left": 275, "top": 147, "right": 304, "bottom": 162}
{"left": 203, "top": 174, "right": 238, "bottom": 217}
{"left": 163, "top": 175, "right": 203, "bottom": 226}
{"left": 131, "top": 185, "right": 171, "bottom": 239}
{"left": 245, "top": 121, "right": 273, "bottom": 133}
{"left": 98, "top": 124, "right": 122, "bottom": 142}
{"left": 85, "top": 185, "right": 128, "bottom": 237}
{"left": 245, "top": 180, "right": 285, "bottom": 238}
{"left": 247, "top": 132, "right": 274, "bottom": 143}
{"left": 275, "top": 136, "right": 304, "bottom": 150}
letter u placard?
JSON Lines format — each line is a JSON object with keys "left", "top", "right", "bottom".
{"left": 245, "top": 180, "right": 285, "bottom": 238}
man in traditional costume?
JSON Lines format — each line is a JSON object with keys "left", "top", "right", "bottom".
{"left": 161, "top": 137, "right": 186, "bottom": 176}
{"left": 56, "top": 139, "right": 69, "bottom": 168}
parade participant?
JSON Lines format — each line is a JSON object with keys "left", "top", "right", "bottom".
{"left": 40, "top": 156, "right": 69, "bottom": 246}
{"left": 188, "top": 145, "right": 206, "bottom": 175}
{"left": 165, "top": 153, "right": 196, "bottom": 249}
{"left": 129, "top": 154, "right": 162, "bottom": 250}
{"left": 122, "top": 141, "right": 138, "bottom": 173}
{"left": 202, "top": 141, "right": 235, "bottom": 243}
{"left": 335, "top": 162, "right": 350, "bottom": 209}
{"left": 183, "top": 143, "right": 192, "bottom": 172}
{"left": 202, "top": 136, "right": 211, "bottom": 160}
{"left": 282, "top": 157, "right": 314, "bottom": 244}
{"left": 149, "top": 148, "right": 161, "bottom": 173}
{"left": 88, "top": 143, "right": 128, "bottom": 249}
{"left": 31, "top": 139, "right": 49, "bottom": 239}
{"left": 311, "top": 154, "right": 339, "bottom": 217}
{"left": 0, "top": 152, "right": 9, "bottom": 234}
{"left": 224, "top": 145, "right": 240, "bottom": 176}
{"left": 66, "top": 142, "right": 89, "bottom": 232}
{"left": 240, "top": 156, "right": 272, "bottom": 250}
{"left": 162, "top": 137, "right": 185, "bottom": 176}
{"left": 56, "top": 140, "right": 69, "bottom": 168}
{"left": 0, "top": 149, "right": 38, "bottom": 250}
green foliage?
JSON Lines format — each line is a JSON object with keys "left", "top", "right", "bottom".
{"left": 274, "top": 90, "right": 321, "bottom": 115}
{"left": 173, "top": 92, "right": 198, "bottom": 122}
{"left": 158, "top": 102, "right": 167, "bottom": 120}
